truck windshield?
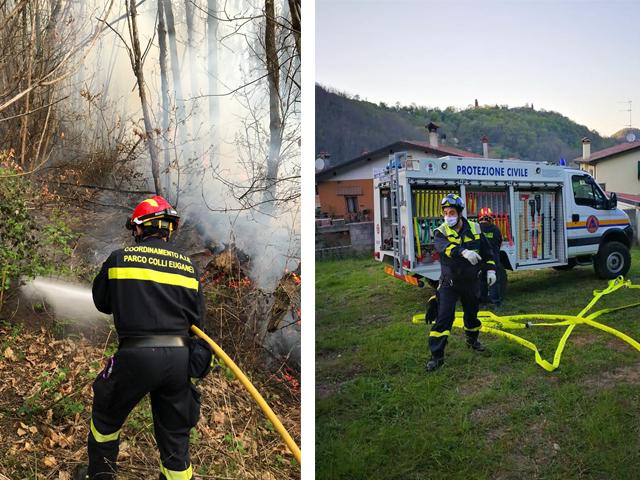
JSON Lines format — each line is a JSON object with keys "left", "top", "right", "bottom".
{"left": 571, "top": 175, "right": 608, "bottom": 209}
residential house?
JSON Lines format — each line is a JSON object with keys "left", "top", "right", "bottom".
{"left": 575, "top": 138, "right": 640, "bottom": 244}
{"left": 575, "top": 137, "right": 640, "bottom": 194}
{"left": 316, "top": 123, "right": 482, "bottom": 220}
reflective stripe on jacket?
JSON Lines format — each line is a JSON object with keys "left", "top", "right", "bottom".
{"left": 92, "top": 237, "right": 204, "bottom": 338}
{"left": 434, "top": 217, "right": 496, "bottom": 282}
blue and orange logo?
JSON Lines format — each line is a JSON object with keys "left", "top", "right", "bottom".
{"left": 586, "top": 215, "right": 599, "bottom": 233}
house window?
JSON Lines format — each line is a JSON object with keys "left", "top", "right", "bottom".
{"left": 345, "top": 196, "right": 359, "bottom": 213}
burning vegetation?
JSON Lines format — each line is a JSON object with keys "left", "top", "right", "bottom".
{"left": 194, "top": 242, "right": 301, "bottom": 377}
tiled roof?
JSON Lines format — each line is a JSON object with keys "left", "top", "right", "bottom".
{"left": 316, "top": 140, "right": 481, "bottom": 179}
{"left": 400, "top": 140, "right": 483, "bottom": 158}
{"left": 574, "top": 141, "right": 640, "bottom": 164}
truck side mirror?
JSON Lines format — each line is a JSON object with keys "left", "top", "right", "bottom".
{"left": 608, "top": 192, "right": 617, "bottom": 210}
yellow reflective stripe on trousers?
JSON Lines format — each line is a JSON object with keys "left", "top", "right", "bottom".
{"left": 429, "top": 330, "right": 450, "bottom": 337}
{"left": 464, "top": 326, "right": 481, "bottom": 332}
{"left": 90, "top": 419, "right": 120, "bottom": 443}
{"left": 159, "top": 463, "right": 192, "bottom": 480}
{"left": 108, "top": 267, "right": 199, "bottom": 291}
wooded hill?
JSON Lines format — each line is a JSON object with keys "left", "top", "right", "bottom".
{"left": 316, "top": 84, "right": 621, "bottom": 165}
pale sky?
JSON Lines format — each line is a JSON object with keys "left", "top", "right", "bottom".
{"left": 316, "top": 0, "right": 640, "bottom": 136}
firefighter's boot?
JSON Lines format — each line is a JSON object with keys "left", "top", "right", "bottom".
{"left": 425, "top": 357, "right": 444, "bottom": 372}
{"left": 159, "top": 474, "right": 199, "bottom": 480}
{"left": 466, "top": 333, "right": 486, "bottom": 352}
{"left": 72, "top": 465, "right": 89, "bottom": 480}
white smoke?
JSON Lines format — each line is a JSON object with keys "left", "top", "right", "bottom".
{"left": 62, "top": 1, "right": 300, "bottom": 290}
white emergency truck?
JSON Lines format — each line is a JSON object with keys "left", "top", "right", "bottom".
{"left": 373, "top": 152, "right": 633, "bottom": 288}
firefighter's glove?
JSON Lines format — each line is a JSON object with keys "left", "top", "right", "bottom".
{"left": 461, "top": 249, "right": 482, "bottom": 265}
{"left": 487, "top": 270, "right": 497, "bottom": 287}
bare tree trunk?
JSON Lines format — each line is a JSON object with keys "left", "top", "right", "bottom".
{"left": 288, "top": 0, "right": 300, "bottom": 59}
{"left": 128, "top": 0, "right": 163, "bottom": 196}
{"left": 184, "top": 0, "right": 199, "bottom": 161}
{"left": 158, "top": 0, "right": 171, "bottom": 197}
{"left": 161, "top": 0, "right": 188, "bottom": 156}
{"left": 206, "top": 0, "right": 219, "bottom": 166}
{"left": 264, "top": 0, "right": 282, "bottom": 208}
{"left": 184, "top": 0, "right": 198, "bottom": 101}
{"left": 19, "top": 5, "right": 34, "bottom": 167}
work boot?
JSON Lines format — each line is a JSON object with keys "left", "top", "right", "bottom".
{"left": 466, "top": 338, "right": 486, "bottom": 352}
{"left": 425, "top": 357, "right": 444, "bottom": 372}
{"left": 159, "top": 474, "right": 200, "bottom": 480}
{"left": 72, "top": 465, "right": 89, "bottom": 480}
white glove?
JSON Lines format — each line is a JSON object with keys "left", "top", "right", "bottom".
{"left": 487, "top": 270, "right": 497, "bottom": 287}
{"left": 461, "top": 249, "right": 482, "bottom": 265}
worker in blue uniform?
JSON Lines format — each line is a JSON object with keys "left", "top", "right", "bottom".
{"left": 426, "top": 194, "right": 497, "bottom": 372}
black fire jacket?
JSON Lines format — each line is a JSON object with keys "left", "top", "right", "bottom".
{"left": 92, "top": 237, "right": 204, "bottom": 338}
{"left": 479, "top": 221, "right": 503, "bottom": 261}
{"left": 434, "top": 217, "right": 496, "bottom": 284}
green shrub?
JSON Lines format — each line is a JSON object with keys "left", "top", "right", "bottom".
{"left": 0, "top": 152, "right": 73, "bottom": 298}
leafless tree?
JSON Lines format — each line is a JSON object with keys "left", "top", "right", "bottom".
{"left": 0, "top": 1, "right": 115, "bottom": 176}
{"left": 196, "top": 1, "right": 300, "bottom": 213}
{"left": 287, "top": 0, "right": 300, "bottom": 58}
{"left": 207, "top": 0, "right": 220, "bottom": 165}
{"left": 158, "top": 0, "right": 171, "bottom": 194}
{"left": 161, "top": 0, "right": 188, "bottom": 160}
{"left": 124, "top": 0, "right": 163, "bottom": 195}
{"left": 264, "top": 0, "right": 282, "bottom": 210}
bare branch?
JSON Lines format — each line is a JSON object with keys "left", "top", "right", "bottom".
{"left": 0, "top": 95, "right": 68, "bottom": 122}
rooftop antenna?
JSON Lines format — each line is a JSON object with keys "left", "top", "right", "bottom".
{"left": 619, "top": 99, "right": 632, "bottom": 131}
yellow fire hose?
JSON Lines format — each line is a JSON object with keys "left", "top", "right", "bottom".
{"left": 413, "top": 276, "right": 640, "bottom": 372}
{"left": 190, "top": 325, "right": 301, "bottom": 463}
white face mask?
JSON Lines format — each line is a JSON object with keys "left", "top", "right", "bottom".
{"left": 445, "top": 215, "right": 458, "bottom": 227}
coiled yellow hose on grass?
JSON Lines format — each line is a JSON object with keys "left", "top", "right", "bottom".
{"left": 413, "top": 276, "right": 640, "bottom": 372}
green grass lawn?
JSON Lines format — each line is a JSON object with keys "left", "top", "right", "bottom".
{"left": 316, "top": 248, "right": 640, "bottom": 480}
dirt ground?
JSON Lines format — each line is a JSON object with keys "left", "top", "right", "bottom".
{"left": 0, "top": 293, "right": 300, "bottom": 479}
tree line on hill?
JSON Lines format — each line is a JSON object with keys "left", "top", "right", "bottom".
{"left": 316, "top": 84, "right": 621, "bottom": 166}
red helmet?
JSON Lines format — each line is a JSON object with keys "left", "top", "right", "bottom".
{"left": 478, "top": 207, "right": 494, "bottom": 221}
{"left": 126, "top": 195, "right": 180, "bottom": 231}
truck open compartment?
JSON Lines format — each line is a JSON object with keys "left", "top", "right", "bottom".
{"left": 379, "top": 188, "right": 393, "bottom": 251}
{"left": 411, "top": 187, "right": 458, "bottom": 265}
{"left": 464, "top": 188, "right": 512, "bottom": 246}
{"left": 512, "top": 188, "right": 566, "bottom": 266}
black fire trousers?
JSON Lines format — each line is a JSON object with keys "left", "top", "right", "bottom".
{"left": 88, "top": 346, "right": 199, "bottom": 479}
{"left": 428, "top": 277, "right": 482, "bottom": 360}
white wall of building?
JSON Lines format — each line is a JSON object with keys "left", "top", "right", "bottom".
{"left": 593, "top": 150, "right": 640, "bottom": 194}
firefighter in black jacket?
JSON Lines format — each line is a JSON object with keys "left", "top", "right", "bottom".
{"left": 74, "top": 196, "right": 204, "bottom": 480}
{"left": 478, "top": 207, "right": 504, "bottom": 305}
{"left": 426, "top": 194, "right": 497, "bottom": 372}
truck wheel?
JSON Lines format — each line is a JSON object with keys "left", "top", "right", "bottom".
{"left": 593, "top": 241, "right": 631, "bottom": 279}
{"left": 553, "top": 258, "right": 577, "bottom": 271}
